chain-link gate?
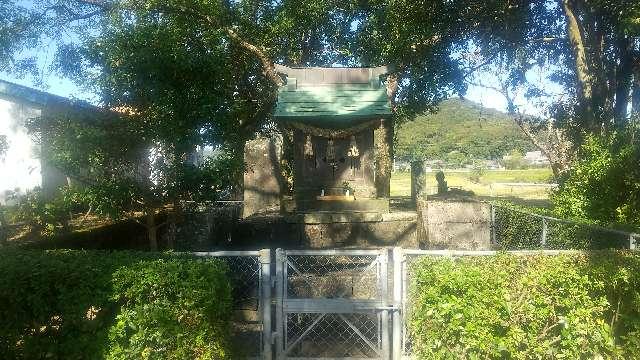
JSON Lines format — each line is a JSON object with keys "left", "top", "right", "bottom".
{"left": 274, "top": 249, "right": 393, "bottom": 359}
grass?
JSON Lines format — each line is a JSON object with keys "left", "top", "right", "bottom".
{"left": 391, "top": 168, "right": 555, "bottom": 201}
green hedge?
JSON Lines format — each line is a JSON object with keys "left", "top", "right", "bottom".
{"left": 0, "top": 250, "right": 233, "bottom": 359}
{"left": 409, "top": 252, "right": 640, "bottom": 359}
{"left": 494, "top": 205, "right": 631, "bottom": 250}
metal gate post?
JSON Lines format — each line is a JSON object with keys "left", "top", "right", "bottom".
{"left": 380, "top": 249, "right": 390, "bottom": 359}
{"left": 392, "top": 247, "right": 403, "bottom": 360}
{"left": 260, "top": 249, "right": 272, "bottom": 360}
{"left": 490, "top": 204, "right": 497, "bottom": 245}
{"left": 541, "top": 218, "right": 548, "bottom": 248}
{"left": 275, "top": 249, "right": 285, "bottom": 360}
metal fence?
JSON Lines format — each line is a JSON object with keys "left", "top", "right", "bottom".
{"left": 193, "top": 246, "right": 638, "bottom": 359}
{"left": 490, "top": 203, "right": 639, "bottom": 250}
{"left": 194, "top": 250, "right": 271, "bottom": 360}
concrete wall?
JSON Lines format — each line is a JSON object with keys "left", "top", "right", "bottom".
{"left": 0, "top": 99, "right": 93, "bottom": 203}
{"left": 417, "top": 199, "right": 492, "bottom": 250}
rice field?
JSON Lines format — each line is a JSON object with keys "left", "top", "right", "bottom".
{"left": 390, "top": 168, "right": 555, "bottom": 200}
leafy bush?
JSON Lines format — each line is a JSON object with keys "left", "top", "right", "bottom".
{"left": 469, "top": 161, "right": 486, "bottom": 184}
{"left": 501, "top": 149, "right": 528, "bottom": 170}
{"left": 552, "top": 133, "right": 640, "bottom": 230}
{"left": 408, "top": 252, "right": 640, "bottom": 359}
{"left": 0, "top": 250, "right": 233, "bottom": 359}
{"left": 12, "top": 188, "right": 73, "bottom": 237}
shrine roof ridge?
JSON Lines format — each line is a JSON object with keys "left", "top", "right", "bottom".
{"left": 274, "top": 64, "right": 389, "bottom": 86}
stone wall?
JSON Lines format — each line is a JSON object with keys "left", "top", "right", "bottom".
{"left": 295, "top": 212, "right": 417, "bottom": 248}
{"left": 170, "top": 207, "right": 418, "bottom": 250}
{"left": 243, "top": 138, "right": 283, "bottom": 217}
{"left": 417, "top": 199, "right": 492, "bottom": 250}
{"left": 33, "top": 199, "right": 493, "bottom": 252}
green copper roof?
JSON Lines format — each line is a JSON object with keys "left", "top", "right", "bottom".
{"left": 272, "top": 65, "right": 392, "bottom": 129}
{"left": 274, "top": 84, "right": 392, "bottom": 128}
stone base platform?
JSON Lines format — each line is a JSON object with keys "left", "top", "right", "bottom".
{"left": 282, "top": 211, "right": 417, "bottom": 248}
{"left": 176, "top": 208, "right": 418, "bottom": 250}
{"left": 282, "top": 198, "right": 390, "bottom": 213}
{"left": 168, "top": 198, "right": 491, "bottom": 251}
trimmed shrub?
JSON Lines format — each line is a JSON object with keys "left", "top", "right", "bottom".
{"left": 494, "top": 204, "right": 631, "bottom": 250}
{"left": 408, "top": 252, "right": 640, "bottom": 359}
{"left": 0, "top": 250, "right": 233, "bottom": 359}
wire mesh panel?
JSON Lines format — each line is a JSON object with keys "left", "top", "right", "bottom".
{"left": 286, "top": 253, "right": 381, "bottom": 300}
{"left": 195, "top": 251, "right": 267, "bottom": 359}
{"left": 492, "top": 204, "right": 636, "bottom": 250}
{"left": 400, "top": 252, "right": 424, "bottom": 358}
{"left": 276, "top": 249, "right": 389, "bottom": 360}
{"left": 220, "top": 255, "right": 262, "bottom": 310}
{"left": 396, "top": 249, "right": 611, "bottom": 360}
{"left": 286, "top": 313, "right": 381, "bottom": 358}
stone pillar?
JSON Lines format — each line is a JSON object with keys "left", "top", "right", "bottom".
{"left": 416, "top": 199, "right": 428, "bottom": 248}
{"left": 410, "top": 160, "right": 426, "bottom": 203}
{"left": 416, "top": 199, "right": 492, "bottom": 250}
{"left": 374, "top": 118, "right": 393, "bottom": 198}
{"left": 243, "top": 138, "right": 282, "bottom": 218}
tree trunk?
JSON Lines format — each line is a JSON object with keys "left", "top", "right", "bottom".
{"left": 614, "top": 36, "right": 634, "bottom": 127}
{"left": 632, "top": 63, "right": 640, "bottom": 140}
{"left": 0, "top": 209, "right": 7, "bottom": 247}
{"left": 632, "top": 63, "right": 640, "bottom": 118}
{"left": 145, "top": 209, "right": 158, "bottom": 251}
{"left": 562, "top": 0, "right": 595, "bottom": 130}
{"left": 374, "top": 119, "right": 393, "bottom": 198}
{"left": 231, "top": 139, "right": 247, "bottom": 201}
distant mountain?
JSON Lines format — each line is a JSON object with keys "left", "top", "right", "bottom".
{"left": 396, "top": 98, "right": 535, "bottom": 162}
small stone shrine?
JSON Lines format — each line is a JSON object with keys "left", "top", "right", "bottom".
{"left": 238, "top": 65, "right": 421, "bottom": 248}
{"left": 273, "top": 64, "right": 392, "bottom": 214}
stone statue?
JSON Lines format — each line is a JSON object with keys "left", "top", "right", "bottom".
{"left": 435, "top": 171, "right": 448, "bottom": 194}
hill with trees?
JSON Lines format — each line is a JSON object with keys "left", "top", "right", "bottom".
{"left": 396, "top": 98, "right": 535, "bottom": 163}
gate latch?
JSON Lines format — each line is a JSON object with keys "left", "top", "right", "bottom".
{"left": 376, "top": 304, "right": 399, "bottom": 312}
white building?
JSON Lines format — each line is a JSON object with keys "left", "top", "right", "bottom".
{"left": 524, "top": 151, "right": 550, "bottom": 166}
{"left": 0, "top": 80, "right": 109, "bottom": 204}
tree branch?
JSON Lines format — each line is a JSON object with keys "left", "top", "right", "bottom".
{"left": 154, "top": 4, "right": 283, "bottom": 87}
{"left": 225, "top": 28, "right": 283, "bottom": 86}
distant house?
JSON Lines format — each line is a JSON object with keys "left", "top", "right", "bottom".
{"left": 393, "top": 159, "right": 411, "bottom": 172}
{"left": 524, "top": 151, "right": 550, "bottom": 166}
{"left": 0, "top": 80, "right": 112, "bottom": 204}
{"left": 484, "top": 159, "right": 503, "bottom": 170}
